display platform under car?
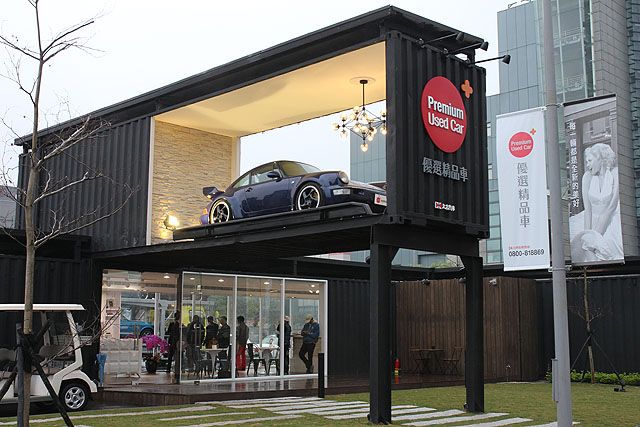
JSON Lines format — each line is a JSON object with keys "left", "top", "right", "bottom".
{"left": 200, "top": 160, "right": 386, "bottom": 224}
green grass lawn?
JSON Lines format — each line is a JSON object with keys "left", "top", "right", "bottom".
{"left": 0, "top": 382, "right": 637, "bottom": 426}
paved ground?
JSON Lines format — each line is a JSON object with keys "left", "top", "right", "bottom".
{"left": 0, "top": 396, "right": 576, "bottom": 426}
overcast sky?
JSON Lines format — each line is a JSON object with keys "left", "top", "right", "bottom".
{"left": 1, "top": 0, "right": 510, "bottom": 183}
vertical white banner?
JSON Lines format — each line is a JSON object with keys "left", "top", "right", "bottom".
{"left": 564, "top": 96, "right": 624, "bottom": 265}
{"left": 496, "top": 107, "right": 550, "bottom": 271}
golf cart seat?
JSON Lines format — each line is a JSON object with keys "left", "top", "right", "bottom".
{"left": 39, "top": 344, "right": 74, "bottom": 374}
{"left": 0, "top": 348, "right": 16, "bottom": 374}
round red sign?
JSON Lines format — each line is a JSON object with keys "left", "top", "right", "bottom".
{"left": 508, "top": 132, "right": 534, "bottom": 158}
{"left": 421, "top": 76, "right": 467, "bottom": 153}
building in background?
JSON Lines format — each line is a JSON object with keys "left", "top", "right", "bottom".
{"left": 349, "top": 0, "right": 640, "bottom": 265}
{"left": 486, "top": 0, "right": 638, "bottom": 263}
{"left": 0, "top": 186, "right": 16, "bottom": 229}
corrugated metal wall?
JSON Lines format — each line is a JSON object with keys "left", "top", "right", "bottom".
{"left": 327, "top": 279, "right": 370, "bottom": 376}
{"left": 16, "top": 117, "right": 151, "bottom": 251}
{"left": 0, "top": 255, "right": 96, "bottom": 347}
{"left": 385, "top": 33, "right": 489, "bottom": 237}
{"left": 541, "top": 275, "right": 640, "bottom": 373}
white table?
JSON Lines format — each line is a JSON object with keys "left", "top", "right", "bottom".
{"left": 201, "top": 348, "right": 228, "bottom": 377}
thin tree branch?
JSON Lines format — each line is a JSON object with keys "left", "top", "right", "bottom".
{"left": 0, "top": 35, "right": 39, "bottom": 61}
{"left": 34, "top": 185, "right": 135, "bottom": 248}
{"left": 42, "top": 20, "right": 95, "bottom": 59}
{"left": 33, "top": 171, "right": 103, "bottom": 204}
{"left": 35, "top": 117, "right": 107, "bottom": 169}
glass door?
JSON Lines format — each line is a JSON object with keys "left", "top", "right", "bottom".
{"left": 180, "top": 272, "right": 234, "bottom": 383}
{"left": 236, "top": 276, "right": 282, "bottom": 378}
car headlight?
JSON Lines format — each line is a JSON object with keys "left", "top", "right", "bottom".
{"left": 338, "top": 171, "right": 349, "bottom": 184}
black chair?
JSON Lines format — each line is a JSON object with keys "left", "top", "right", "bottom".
{"left": 246, "top": 343, "right": 266, "bottom": 376}
{"left": 265, "top": 349, "right": 280, "bottom": 375}
{"left": 189, "top": 348, "right": 205, "bottom": 379}
{"left": 442, "top": 347, "right": 463, "bottom": 375}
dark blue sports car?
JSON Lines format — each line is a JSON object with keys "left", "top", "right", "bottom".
{"left": 200, "top": 160, "right": 386, "bottom": 224}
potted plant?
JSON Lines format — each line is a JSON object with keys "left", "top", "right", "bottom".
{"left": 141, "top": 334, "right": 168, "bottom": 374}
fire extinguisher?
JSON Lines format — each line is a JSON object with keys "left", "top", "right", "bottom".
{"left": 394, "top": 357, "right": 400, "bottom": 376}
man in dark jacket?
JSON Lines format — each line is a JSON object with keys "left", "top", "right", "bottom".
{"left": 216, "top": 316, "right": 232, "bottom": 373}
{"left": 217, "top": 316, "right": 231, "bottom": 349}
{"left": 277, "top": 315, "right": 292, "bottom": 374}
{"left": 235, "top": 316, "right": 249, "bottom": 370}
{"left": 186, "top": 315, "right": 204, "bottom": 372}
{"left": 204, "top": 316, "right": 219, "bottom": 348}
{"left": 299, "top": 314, "right": 320, "bottom": 374}
{"left": 166, "top": 311, "right": 181, "bottom": 373}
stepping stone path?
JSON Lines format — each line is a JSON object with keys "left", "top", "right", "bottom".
{"left": 4, "top": 396, "right": 576, "bottom": 426}
{"left": 208, "top": 396, "right": 545, "bottom": 426}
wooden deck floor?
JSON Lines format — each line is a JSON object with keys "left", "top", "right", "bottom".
{"left": 97, "top": 373, "right": 464, "bottom": 407}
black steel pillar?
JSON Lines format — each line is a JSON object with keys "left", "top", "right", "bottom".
{"left": 462, "top": 255, "right": 484, "bottom": 412}
{"left": 369, "top": 241, "right": 396, "bottom": 424}
{"left": 175, "top": 272, "right": 183, "bottom": 383}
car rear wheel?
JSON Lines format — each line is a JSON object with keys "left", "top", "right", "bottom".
{"left": 210, "top": 199, "right": 232, "bottom": 223}
{"left": 139, "top": 328, "right": 153, "bottom": 337}
{"left": 295, "top": 183, "right": 322, "bottom": 210}
{"left": 61, "top": 381, "right": 89, "bottom": 412}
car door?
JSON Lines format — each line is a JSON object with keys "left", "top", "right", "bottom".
{"left": 245, "top": 163, "right": 293, "bottom": 216}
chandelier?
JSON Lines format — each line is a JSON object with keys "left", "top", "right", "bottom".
{"left": 332, "top": 78, "right": 387, "bottom": 152}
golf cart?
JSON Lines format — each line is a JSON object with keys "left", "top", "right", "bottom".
{"left": 0, "top": 304, "right": 97, "bottom": 411}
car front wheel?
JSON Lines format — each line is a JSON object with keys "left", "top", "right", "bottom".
{"left": 295, "top": 183, "right": 322, "bottom": 210}
{"left": 209, "top": 199, "right": 232, "bottom": 223}
{"left": 61, "top": 382, "right": 89, "bottom": 411}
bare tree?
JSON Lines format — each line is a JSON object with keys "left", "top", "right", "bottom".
{"left": 1, "top": 1, "right": 133, "bottom": 423}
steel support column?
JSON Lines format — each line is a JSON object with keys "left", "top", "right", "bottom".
{"left": 369, "top": 241, "right": 397, "bottom": 424}
{"left": 462, "top": 255, "right": 484, "bottom": 412}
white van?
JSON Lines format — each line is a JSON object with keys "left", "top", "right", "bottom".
{"left": 0, "top": 304, "right": 97, "bottom": 411}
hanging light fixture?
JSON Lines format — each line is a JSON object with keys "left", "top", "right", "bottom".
{"left": 333, "top": 78, "right": 387, "bottom": 152}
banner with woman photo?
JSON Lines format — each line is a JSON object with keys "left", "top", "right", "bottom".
{"left": 564, "top": 95, "right": 624, "bottom": 265}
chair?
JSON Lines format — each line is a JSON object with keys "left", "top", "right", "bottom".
{"left": 201, "top": 351, "right": 213, "bottom": 377}
{"left": 409, "top": 347, "right": 423, "bottom": 374}
{"left": 190, "top": 348, "right": 205, "bottom": 379}
{"left": 442, "top": 347, "right": 463, "bottom": 375}
{"left": 215, "top": 349, "right": 231, "bottom": 378}
{"left": 266, "top": 349, "right": 280, "bottom": 375}
{"left": 246, "top": 344, "right": 265, "bottom": 376}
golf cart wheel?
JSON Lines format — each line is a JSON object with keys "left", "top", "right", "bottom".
{"left": 209, "top": 199, "right": 232, "bottom": 223}
{"left": 295, "top": 183, "right": 322, "bottom": 210}
{"left": 61, "top": 381, "right": 89, "bottom": 411}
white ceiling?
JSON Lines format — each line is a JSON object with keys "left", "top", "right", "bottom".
{"left": 154, "top": 43, "right": 386, "bottom": 137}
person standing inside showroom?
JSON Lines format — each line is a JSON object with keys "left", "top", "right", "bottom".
{"left": 166, "top": 311, "right": 181, "bottom": 373}
{"left": 299, "top": 314, "right": 320, "bottom": 374}
{"left": 277, "top": 316, "right": 292, "bottom": 374}
{"left": 205, "top": 316, "right": 219, "bottom": 348}
{"left": 236, "top": 315, "right": 249, "bottom": 371}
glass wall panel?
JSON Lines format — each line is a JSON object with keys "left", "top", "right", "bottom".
{"left": 284, "top": 279, "right": 325, "bottom": 375}
{"left": 180, "top": 272, "right": 235, "bottom": 382}
{"left": 236, "top": 276, "right": 282, "bottom": 378}
{"left": 177, "top": 272, "right": 326, "bottom": 382}
{"left": 101, "top": 270, "right": 177, "bottom": 374}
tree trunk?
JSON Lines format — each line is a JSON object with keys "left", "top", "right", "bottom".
{"left": 21, "top": 165, "right": 39, "bottom": 425}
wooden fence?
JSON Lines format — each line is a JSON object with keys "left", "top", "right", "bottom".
{"left": 395, "top": 277, "right": 542, "bottom": 381}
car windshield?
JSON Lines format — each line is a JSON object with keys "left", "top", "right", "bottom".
{"left": 279, "top": 161, "right": 320, "bottom": 176}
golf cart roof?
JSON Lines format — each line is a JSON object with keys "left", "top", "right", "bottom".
{"left": 0, "top": 304, "right": 85, "bottom": 312}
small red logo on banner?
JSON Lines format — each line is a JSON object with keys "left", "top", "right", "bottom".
{"left": 509, "top": 131, "right": 534, "bottom": 158}
{"left": 421, "top": 76, "right": 467, "bottom": 153}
